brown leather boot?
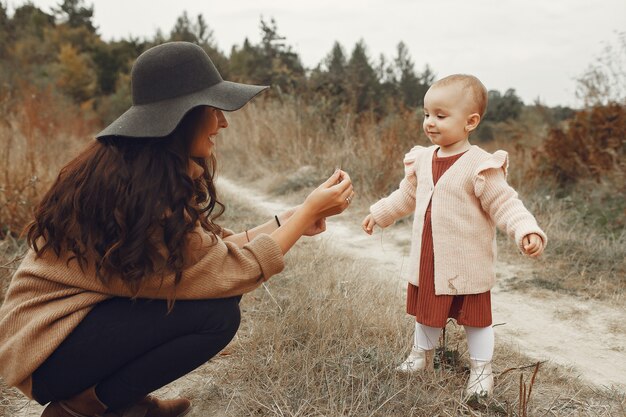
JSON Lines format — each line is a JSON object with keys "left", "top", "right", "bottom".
{"left": 136, "top": 395, "right": 192, "bottom": 417}
{"left": 41, "top": 386, "right": 108, "bottom": 417}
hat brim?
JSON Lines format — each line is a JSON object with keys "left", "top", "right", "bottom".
{"left": 96, "top": 81, "right": 268, "bottom": 139}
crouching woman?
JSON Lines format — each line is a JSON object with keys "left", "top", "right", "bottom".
{"left": 0, "top": 42, "right": 354, "bottom": 417}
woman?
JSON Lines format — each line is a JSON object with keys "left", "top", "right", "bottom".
{"left": 0, "top": 42, "right": 354, "bottom": 417}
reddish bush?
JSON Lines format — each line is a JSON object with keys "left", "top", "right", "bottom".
{"left": 537, "top": 103, "right": 625, "bottom": 186}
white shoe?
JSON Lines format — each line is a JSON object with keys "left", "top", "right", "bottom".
{"left": 396, "top": 347, "right": 434, "bottom": 373}
{"left": 465, "top": 359, "right": 494, "bottom": 398}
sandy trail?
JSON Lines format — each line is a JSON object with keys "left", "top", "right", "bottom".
{"left": 218, "top": 177, "right": 626, "bottom": 392}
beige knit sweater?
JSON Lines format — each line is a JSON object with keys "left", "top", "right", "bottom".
{"left": 0, "top": 228, "right": 284, "bottom": 398}
{"left": 370, "top": 145, "right": 546, "bottom": 295}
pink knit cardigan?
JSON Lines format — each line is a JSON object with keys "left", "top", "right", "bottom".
{"left": 370, "top": 145, "right": 547, "bottom": 295}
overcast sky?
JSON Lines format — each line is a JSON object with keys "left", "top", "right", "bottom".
{"left": 16, "top": 0, "right": 626, "bottom": 107}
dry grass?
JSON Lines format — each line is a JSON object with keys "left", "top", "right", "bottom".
{"left": 218, "top": 100, "right": 626, "bottom": 306}
{"left": 1, "top": 235, "right": 624, "bottom": 415}
{"left": 218, "top": 96, "right": 422, "bottom": 202}
{"left": 0, "top": 85, "right": 93, "bottom": 237}
{"left": 174, "top": 194, "right": 626, "bottom": 416}
{"left": 1, "top": 95, "right": 625, "bottom": 415}
{"left": 495, "top": 188, "right": 625, "bottom": 306}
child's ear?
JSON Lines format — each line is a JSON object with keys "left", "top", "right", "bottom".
{"left": 465, "top": 113, "right": 481, "bottom": 133}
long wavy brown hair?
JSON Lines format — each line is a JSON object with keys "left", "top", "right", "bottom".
{"left": 26, "top": 106, "right": 225, "bottom": 293}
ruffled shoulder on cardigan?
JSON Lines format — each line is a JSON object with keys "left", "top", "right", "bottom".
{"left": 402, "top": 145, "right": 427, "bottom": 176}
{"left": 473, "top": 150, "right": 509, "bottom": 197}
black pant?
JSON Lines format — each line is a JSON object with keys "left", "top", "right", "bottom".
{"left": 32, "top": 296, "right": 241, "bottom": 410}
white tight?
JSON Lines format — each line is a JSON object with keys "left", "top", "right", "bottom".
{"left": 414, "top": 322, "right": 441, "bottom": 350}
{"left": 414, "top": 322, "right": 494, "bottom": 362}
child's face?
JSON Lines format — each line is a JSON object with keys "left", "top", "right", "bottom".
{"left": 422, "top": 84, "right": 478, "bottom": 149}
{"left": 189, "top": 107, "right": 228, "bottom": 158}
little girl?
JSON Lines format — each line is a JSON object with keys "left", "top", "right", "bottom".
{"left": 362, "top": 74, "right": 546, "bottom": 398}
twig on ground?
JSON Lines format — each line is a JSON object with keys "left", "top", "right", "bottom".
{"left": 500, "top": 360, "right": 547, "bottom": 378}
{"left": 262, "top": 282, "right": 283, "bottom": 313}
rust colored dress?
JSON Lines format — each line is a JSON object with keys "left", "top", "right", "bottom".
{"left": 406, "top": 150, "right": 492, "bottom": 328}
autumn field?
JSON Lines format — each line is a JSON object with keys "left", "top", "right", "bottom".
{"left": 1, "top": 2, "right": 625, "bottom": 416}
{"left": 2, "top": 97, "right": 625, "bottom": 415}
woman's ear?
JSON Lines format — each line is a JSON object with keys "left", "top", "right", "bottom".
{"left": 465, "top": 113, "right": 481, "bottom": 133}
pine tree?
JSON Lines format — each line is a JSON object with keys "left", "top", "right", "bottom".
{"left": 345, "top": 40, "right": 379, "bottom": 113}
{"left": 52, "top": 0, "right": 96, "bottom": 33}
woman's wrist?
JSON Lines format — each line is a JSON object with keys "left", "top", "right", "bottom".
{"left": 270, "top": 204, "right": 315, "bottom": 254}
{"left": 297, "top": 201, "right": 318, "bottom": 221}
{"left": 278, "top": 205, "right": 301, "bottom": 226}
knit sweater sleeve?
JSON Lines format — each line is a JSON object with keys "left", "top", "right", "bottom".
{"left": 103, "top": 227, "right": 285, "bottom": 299}
{"left": 369, "top": 146, "right": 422, "bottom": 227}
{"left": 474, "top": 151, "right": 547, "bottom": 251}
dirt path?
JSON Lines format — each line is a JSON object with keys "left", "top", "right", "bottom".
{"left": 219, "top": 177, "right": 626, "bottom": 392}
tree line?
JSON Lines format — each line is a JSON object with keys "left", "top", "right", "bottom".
{"left": 0, "top": 0, "right": 540, "bottom": 128}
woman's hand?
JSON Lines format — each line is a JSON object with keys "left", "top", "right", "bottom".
{"left": 278, "top": 205, "right": 325, "bottom": 236}
{"left": 302, "top": 170, "right": 354, "bottom": 220}
{"left": 270, "top": 170, "right": 353, "bottom": 254}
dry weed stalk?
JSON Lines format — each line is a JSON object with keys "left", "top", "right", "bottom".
{"left": 517, "top": 362, "right": 540, "bottom": 417}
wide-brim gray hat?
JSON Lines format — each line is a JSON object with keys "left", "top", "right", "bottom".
{"left": 96, "top": 42, "right": 268, "bottom": 139}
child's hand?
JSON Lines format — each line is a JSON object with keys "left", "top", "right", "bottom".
{"left": 362, "top": 214, "right": 377, "bottom": 235}
{"left": 523, "top": 233, "right": 544, "bottom": 258}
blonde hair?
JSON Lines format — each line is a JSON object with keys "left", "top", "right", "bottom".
{"left": 432, "top": 74, "right": 488, "bottom": 117}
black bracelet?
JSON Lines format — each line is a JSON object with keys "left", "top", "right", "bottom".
{"left": 274, "top": 215, "right": 281, "bottom": 227}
